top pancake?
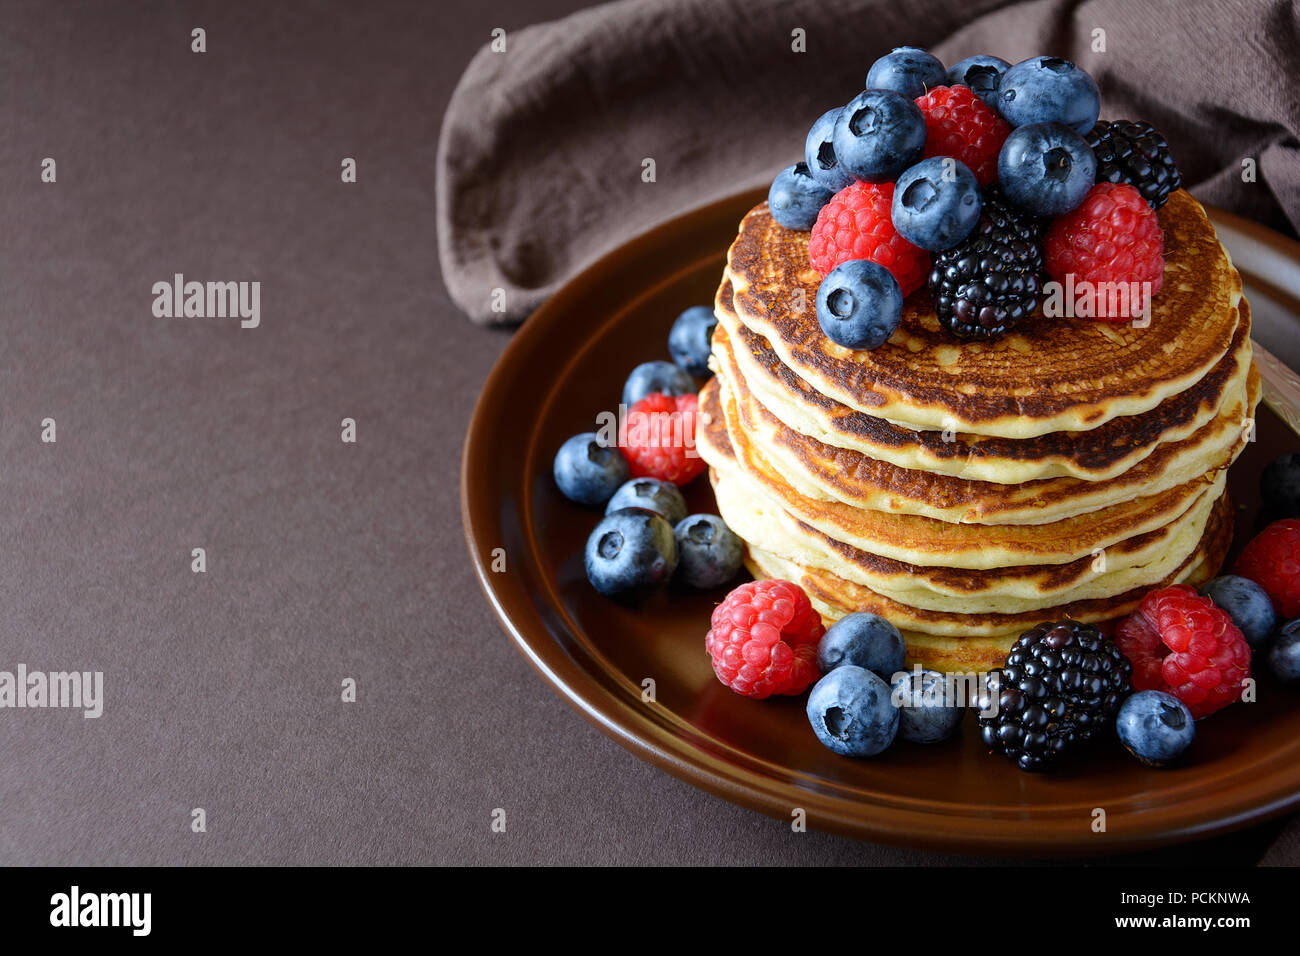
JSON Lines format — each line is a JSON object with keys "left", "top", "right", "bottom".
{"left": 726, "top": 189, "right": 1243, "bottom": 438}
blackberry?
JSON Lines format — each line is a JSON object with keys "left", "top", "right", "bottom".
{"left": 927, "top": 188, "right": 1046, "bottom": 338}
{"left": 976, "top": 620, "right": 1133, "bottom": 772}
{"left": 1086, "top": 119, "right": 1182, "bottom": 210}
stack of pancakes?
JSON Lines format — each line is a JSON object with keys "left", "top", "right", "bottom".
{"left": 696, "top": 190, "right": 1260, "bottom": 672}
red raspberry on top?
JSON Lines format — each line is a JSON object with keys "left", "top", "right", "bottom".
{"left": 1236, "top": 518, "right": 1300, "bottom": 618}
{"left": 914, "top": 85, "right": 1010, "bottom": 187}
{"left": 1114, "top": 584, "right": 1251, "bottom": 719}
{"left": 1044, "top": 182, "right": 1165, "bottom": 322}
{"left": 620, "top": 392, "right": 705, "bottom": 485}
{"left": 808, "top": 181, "right": 930, "bottom": 295}
{"left": 706, "top": 579, "right": 824, "bottom": 699}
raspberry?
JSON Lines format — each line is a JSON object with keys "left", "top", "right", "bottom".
{"left": 914, "top": 85, "right": 1010, "bottom": 187}
{"left": 620, "top": 392, "right": 705, "bottom": 485}
{"left": 705, "top": 580, "right": 824, "bottom": 698}
{"left": 1044, "top": 182, "right": 1165, "bottom": 322}
{"left": 1115, "top": 585, "right": 1251, "bottom": 719}
{"left": 808, "top": 181, "right": 930, "bottom": 294}
{"left": 1236, "top": 519, "right": 1300, "bottom": 618}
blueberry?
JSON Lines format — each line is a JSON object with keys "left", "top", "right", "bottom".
{"left": 605, "top": 478, "right": 687, "bottom": 525}
{"left": 622, "top": 360, "right": 695, "bottom": 407}
{"left": 1115, "top": 690, "right": 1195, "bottom": 767}
{"left": 673, "top": 513, "right": 743, "bottom": 589}
{"left": 807, "top": 665, "right": 900, "bottom": 757}
{"left": 553, "top": 432, "right": 629, "bottom": 507}
{"left": 865, "top": 46, "right": 946, "bottom": 100}
{"left": 890, "top": 667, "right": 963, "bottom": 743}
{"left": 815, "top": 260, "right": 903, "bottom": 350}
{"left": 831, "top": 89, "right": 927, "bottom": 184}
{"left": 997, "top": 56, "right": 1100, "bottom": 135}
{"left": 667, "top": 306, "right": 717, "bottom": 379}
{"left": 946, "top": 54, "right": 1010, "bottom": 109}
{"left": 1261, "top": 452, "right": 1300, "bottom": 518}
{"left": 1201, "top": 575, "right": 1277, "bottom": 649}
{"left": 804, "top": 107, "right": 855, "bottom": 193}
{"left": 1270, "top": 622, "right": 1300, "bottom": 682}
{"left": 997, "top": 122, "right": 1097, "bottom": 217}
{"left": 817, "top": 612, "right": 906, "bottom": 677}
{"left": 584, "top": 508, "right": 678, "bottom": 597}
{"left": 891, "top": 157, "right": 982, "bottom": 251}
{"left": 767, "top": 162, "right": 835, "bottom": 230}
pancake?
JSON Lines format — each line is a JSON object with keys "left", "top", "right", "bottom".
{"left": 725, "top": 189, "right": 1242, "bottom": 438}
{"left": 698, "top": 369, "right": 1226, "bottom": 571}
{"left": 747, "top": 485, "right": 1229, "bottom": 643}
{"left": 710, "top": 321, "right": 1260, "bottom": 524}
{"left": 744, "top": 496, "right": 1229, "bottom": 673}
{"left": 714, "top": 282, "right": 1256, "bottom": 484}
{"left": 701, "top": 376, "right": 1228, "bottom": 610}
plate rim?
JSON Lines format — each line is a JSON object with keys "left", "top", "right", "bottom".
{"left": 461, "top": 189, "right": 1300, "bottom": 856}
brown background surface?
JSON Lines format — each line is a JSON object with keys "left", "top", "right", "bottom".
{"left": 0, "top": 0, "right": 1295, "bottom": 865}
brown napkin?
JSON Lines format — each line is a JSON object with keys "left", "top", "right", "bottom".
{"left": 437, "top": 0, "right": 1300, "bottom": 324}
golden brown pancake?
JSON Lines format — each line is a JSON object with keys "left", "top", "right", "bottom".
{"left": 700, "top": 375, "right": 1227, "bottom": 611}
{"left": 744, "top": 492, "right": 1229, "bottom": 672}
{"left": 700, "top": 371, "right": 1225, "bottom": 570}
{"left": 714, "top": 281, "right": 1255, "bottom": 483}
{"left": 710, "top": 320, "right": 1260, "bottom": 524}
{"left": 725, "top": 189, "right": 1242, "bottom": 437}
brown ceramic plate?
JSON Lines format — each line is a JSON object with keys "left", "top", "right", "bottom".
{"left": 461, "top": 189, "right": 1300, "bottom": 856}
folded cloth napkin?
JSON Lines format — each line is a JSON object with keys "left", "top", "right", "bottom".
{"left": 437, "top": 0, "right": 1300, "bottom": 324}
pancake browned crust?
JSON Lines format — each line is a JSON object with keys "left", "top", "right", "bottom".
{"left": 711, "top": 319, "right": 1260, "bottom": 524}
{"left": 715, "top": 281, "right": 1254, "bottom": 483}
{"left": 701, "top": 371, "right": 1224, "bottom": 570}
{"left": 725, "top": 189, "right": 1242, "bottom": 437}
{"left": 743, "top": 488, "right": 1231, "bottom": 671}
{"left": 700, "top": 375, "right": 1226, "bottom": 606}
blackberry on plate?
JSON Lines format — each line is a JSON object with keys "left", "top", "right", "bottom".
{"left": 976, "top": 619, "right": 1133, "bottom": 772}
{"left": 927, "top": 187, "right": 1046, "bottom": 338}
{"left": 1086, "top": 119, "right": 1182, "bottom": 210}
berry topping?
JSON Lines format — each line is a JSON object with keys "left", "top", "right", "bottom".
{"left": 815, "top": 259, "right": 903, "bottom": 350}
{"left": 584, "top": 508, "right": 678, "bottom": 597}
{"left": 1114, "top": 585, "right": 1251, "bottom": 720}
{"left": 1086, "top": 119, "right": 1183, "bottom": 210}
{"left": 945, "top": 55, "right": 1010, "bottom": 110}
{"left": 621, "top": 360, "right": 695, "bottom": 408}
{"left": 976, "top": 619, "right": 1133, "bottom": 771}
{"left": 996, "top": 55, "right": 1100, "bottom": 135}
{"left": 808, "top": 181, "right": 930, "bottom": 293}
{"left": 1044, "top": 182, "right": 1165, "bottom": 322}
{"left": 831, "top": 89, "right": 927, "bottom": 183}
{"left": 804, "top": 107, "right": 854, "bottom": 193}
{"left": 1236, "top": 518, "right": 1300, "bottom": 618}
{"left": 1115, "top": 690, "right": 1196, "bottom": 767}
{"left": 553, "top": 432, "right": 629, "bottom": 507}
{"left": 927, "top": 186, "right": 1046, "bottom": 338}
{"left": 892, "top": 668, "right": 963, "bottom": 744}
{"left": 673, "top": 513, "right": 743, "bottom": 589}
{"left": 891, "top": 156, "right": 982, "bottom": 251}
{"left": 1200, "top": 575, "right": 1277, "bottom": 649}
{"left": 816, "top": 612, "right": 906, "bottom": 677}
{"left": 997, "top": 121, "right": 1098, "bottom": 217}
{"left": 1270, "top": 621, "right": 1300, "bottom": 684}
{"left": 767, "top": 162, "right": 835, "bottom": 231}
{"left": 620, "top": 392, "right": 706, "bottom": 485}
{"left": 706, "top": 580, "right": 825, "bottom": 698}
{"left": 914, "top": 84, "right": 1011, "bottom": 186}
{"left": 807, "top": 666, "right": 899, "bottom": 756}
{"left": 866, "top": 46, "right": 947, "bottom": 100}
{"left": 605, "top": 477, "right": 688, "bottom": 525}
{"left": 667, "top": 305, "right": 717, "bottom": 379}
